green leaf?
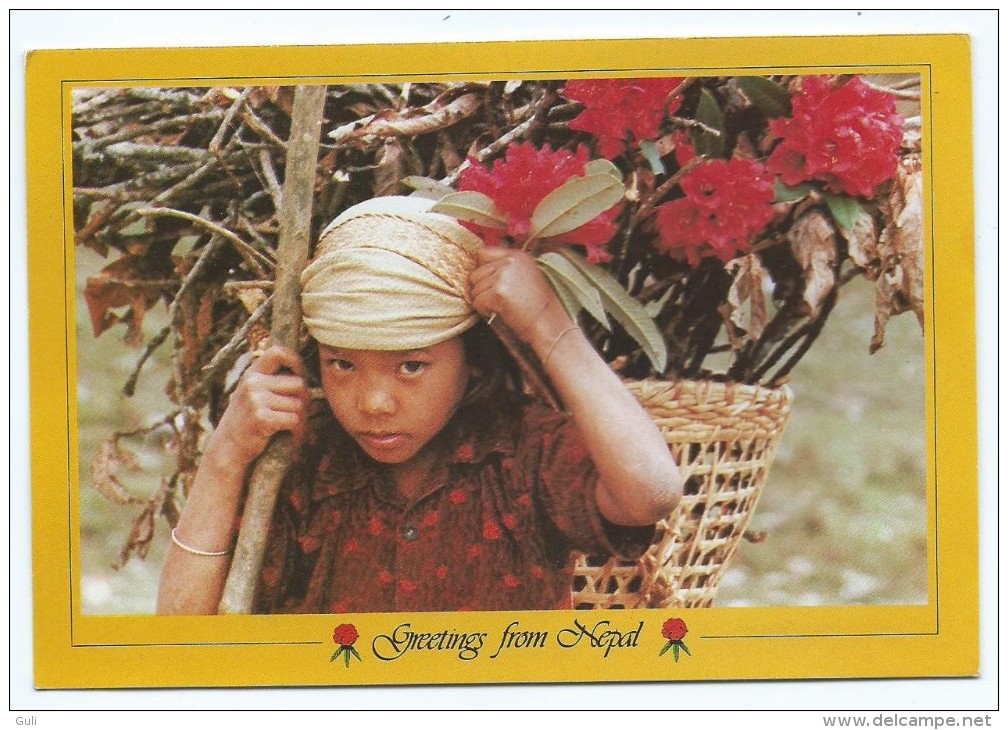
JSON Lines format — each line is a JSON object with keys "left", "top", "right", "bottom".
{"left": 431, "top": 191, "right": 507, "bottom": 229}
{"left": 349, "top": 645, "right": 363, "bottom": 661}
{"left": 344, "top": 650, "right": 351, "bottom": 668}
{"left": 537, "top": 253, "right": 609, "bottom": 329}
{"left": 557, "top": 249, "right": 668, "bottom": 372}
{"left": 679, "top": 641, "right": 691, "bottom": 657}
{"left": 692, "top": 88, "right": 725, "bottom": 158}
{"left": 773, "top": 179, "right": 816, "bottom": 203}
{"left": 735, "top": 76, "right": 792, "bottom": 117}
{"left": 330, "top": 649, "right": 342, "bottom": 663}
{"left": 529, "top": 173, "right": 624, "bottom": 240}
{"left": 402, "top": 175, "right": 456, "bottom": 200}
{"left": 673, "top": 643, "right": 680, "bottom": 662}
{"left": 659, "top": 641, "right": 673, "bottom": 658}
{"left": 584, "top": 158, "right": 623, "bottom": 180}
{"left": 638, "top": 139, "right": 667, "bottom": 176}
{"left": 540, "top": 266, "right": 586, "bottom": 323}
{"left": 822, "top": 192, "right": 863, "bottom": 233}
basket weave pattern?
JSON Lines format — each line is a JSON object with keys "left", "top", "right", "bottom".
{"left": 571, "top": 379, "right": 793, "bottom": 609}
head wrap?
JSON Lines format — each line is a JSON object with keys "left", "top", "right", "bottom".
{"left": 301, "top": 196, "right": 484, "bottom": 351}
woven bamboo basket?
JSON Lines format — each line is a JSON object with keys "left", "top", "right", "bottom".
{"left": 571, "top": 379, "right": 793, "bottom": 609}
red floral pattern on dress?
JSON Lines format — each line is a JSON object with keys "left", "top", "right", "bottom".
{"left": 255, "top": 401, "right": 655, "bottom": 613}
{"left": 483, "top": 519, "right": 502, "bottom": 540}
{"left": 562, "top": 78, "right": 685, "bottom": 159}
{"left": 457, "top": 142, "right": 619, "bottom": 263}
{"left": 298, "top": 536, "right": 320, "bottom": 554}
{"left": 766, "top": 76, "right": 904, "bottom": 198}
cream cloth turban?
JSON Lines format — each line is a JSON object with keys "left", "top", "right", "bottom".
{"left": 301, "top": 196, "right": 484, "bottom": 351}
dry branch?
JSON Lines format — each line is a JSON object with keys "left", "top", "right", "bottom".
{"left": 218, "top": 84, "right": 328, "bottom": 614}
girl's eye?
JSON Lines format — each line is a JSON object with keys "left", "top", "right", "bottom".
{"left": 326, "top": 358, "right": 355, "bottom": 372}
{"left": 399, "top": 360, "right": 428, "bottom": 376}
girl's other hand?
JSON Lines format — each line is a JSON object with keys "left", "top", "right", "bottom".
{"left": 211, "top": 345, "right": 309, "bottom": 468}
{"left": 470, "top": 247, "right": 572, "bottom": 353}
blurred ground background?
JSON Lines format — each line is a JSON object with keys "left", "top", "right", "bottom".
{"left": 76, "top": 247, "right": 928, "bottom": 614}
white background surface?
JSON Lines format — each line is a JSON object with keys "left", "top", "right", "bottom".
{"left": 7, "top": 8, "right": 999, "bottom": 717}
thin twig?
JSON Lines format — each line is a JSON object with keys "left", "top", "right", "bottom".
{"left": 240, "top": 105, "right": 289, "bottom": 149}
{"left": 135, "top": 207, "right": 272, "bottom": 276}
{"left": 123, "top": 325, "right": 172, "bottom": 397}
{"left": 440, "top": 88, "right": 557, "bottom": 187}
{"left": 191, "top": 294, "right": 272, "bottom": 397}
{"left": 209, "top": 87, "right": 254, "bottom": 154}
{"left": 258, "top": 148, "right": 284, "bottom": 210}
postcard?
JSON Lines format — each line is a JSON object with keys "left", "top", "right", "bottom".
{"left": 25, "top": 32, "right": 977, "bottom": 689}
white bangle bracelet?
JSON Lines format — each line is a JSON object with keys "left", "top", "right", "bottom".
{"left": 171, "top": 527, "right": 232, "bottom": 557}
{"left": 543, "top": 325, "right": 580, "bottom": 368}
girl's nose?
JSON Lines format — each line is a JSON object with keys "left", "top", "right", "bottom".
{"left": 357, "top": 377, "right": 397, "bottom": 416}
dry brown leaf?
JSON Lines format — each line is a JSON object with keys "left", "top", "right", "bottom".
{"left": 844, "top": 206, "right": 879, "bottom": 273}
{"left": 330, "top": 92, "right": 482, "bottom": 144}
{"left": 787, "top": 210, "right": 838, "bottom": 317}
{"left": 872, "top": 156, "right": 925, "bottom": 353}
{"left": 722, "top": 254, "right": 770, "bottom": 349}
{"left": 83, "top": 253, "right": 169, "bottom": 346}
{"left": 195, "top": 289, "right": 215, "bottom": 345}
{"left": 115, "top": 477, "right": 174, "bottom": 567}
{"left": 91, "top": 438, "right": 142, "bottom": 506}
{"left": 373, "top": 137, "right": 406, "bottom": 197}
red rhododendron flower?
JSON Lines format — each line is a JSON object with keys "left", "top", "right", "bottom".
{"left": 458, "top": 142, "right": 619, "bottom": 263}
{"left": 331, "top": 623, "right": 363, "bottom": 667}
{"left": 562, "top": 78, "right": 685, "bottom": 159}
{"left": 766, "top": 75, "right": 904, "bottom": 198}
{"left": 654, "top": 157, "right": 775, "bottom": 265}
{"left": 332, "top": 623, "right": 359, "bottom": 648}
{"left": 661, "top": 618, "right": 688, "bottom": 642}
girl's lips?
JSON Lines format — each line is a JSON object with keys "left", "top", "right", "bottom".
{"left": 357, "top": 432, "right": 409, "bottom": 450}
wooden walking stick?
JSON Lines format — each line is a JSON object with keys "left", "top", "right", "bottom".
{"left": 219, "top": 84, "right": 328, "bottom": 613}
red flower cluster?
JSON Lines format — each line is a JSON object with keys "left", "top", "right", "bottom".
{"left": 661, "top": 617, "right": 688, "bottom": 642}
{"left": 562, "top": 78, "right": 685, "bottom": 159}
{"left": 332, "top": 623, "right": 359, "bottom": 648}
{"left": 766, "top": 76, "right": 904, "bottom": 198}
{"left": 458, "top": 142, "right": 618, "bottom": 263}
{"left": 331, "top": 623, "right": 363, "bottom": 667}
{"left": 655, "top": 155, "right": 775, "bottom": 265}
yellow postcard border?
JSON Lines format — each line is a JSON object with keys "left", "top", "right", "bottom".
{"left": 27, "top": 33, "right": 977, "bottom": 688}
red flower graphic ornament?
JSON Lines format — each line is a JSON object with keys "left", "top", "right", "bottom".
{"left": 331, "top": 623, "right": 363, "bottom": 667}
{"left": 659, "top": 618, "right": 691, "bottom": 662}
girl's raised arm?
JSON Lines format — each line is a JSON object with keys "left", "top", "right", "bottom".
{"left": 470, "top": 248, "right": 683, "bottom": 527}
{"left": 156, "top": 346, "right": 308, "bottom": 614}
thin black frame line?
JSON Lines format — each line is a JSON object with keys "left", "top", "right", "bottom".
{"left": 702, "top": 630, "right": 939, "bottom": 640}
{"left": 62, "top": 64, "right": 939, "bottom": 636}
{"left": 61, "top": 61, "right": 927, "bottom": 86}
{"left": 74, "top": 640, "right": 324, "bottom": 648}
{"left": 926, "top": 62, "right": 941, "bottom": 636}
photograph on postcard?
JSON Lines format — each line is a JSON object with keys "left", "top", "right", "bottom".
{"left": 74, "top": 74, "right": 926, "bottom": 617}
{"left": 26, "top": 33, "right": 976, "bottom": 688}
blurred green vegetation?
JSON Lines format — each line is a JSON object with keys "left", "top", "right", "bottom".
{"left": 77, "top": 251, "right": 928, "bottom": 613}
{"left": 719, "top": 276, "right": 928, "bottom": 606}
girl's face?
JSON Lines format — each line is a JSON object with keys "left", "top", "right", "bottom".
{"left": 318, "top": 337, "right": 469, "bottom": 467}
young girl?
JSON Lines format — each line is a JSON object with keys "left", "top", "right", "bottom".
{"left": 158, "top": 196, "right": 682, "bottom": 614}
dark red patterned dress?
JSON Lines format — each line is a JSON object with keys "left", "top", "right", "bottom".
{"left": 256, "top": 397, "right": 653, "bottom": 613}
